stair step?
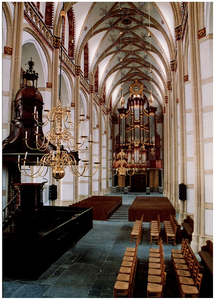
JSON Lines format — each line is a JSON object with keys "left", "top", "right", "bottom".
{"left": 109, "top": 205, "right": 129, "bottom": 222}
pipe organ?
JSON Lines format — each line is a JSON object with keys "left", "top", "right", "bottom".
{"left": 113, "top": 80, "right": 162, "bottom": 191}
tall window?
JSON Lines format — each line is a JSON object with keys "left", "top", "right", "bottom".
{"left": 67, "top": 7, "right": 75, "bottom": 59}
{"left": 45, "top": 2, "right": 54, "bottom": 28}
{"left": 103, "top": 83, "right": 106, "bottom": 103}
{"left": 84, "top": 43, "right": 89, "bottom": 79}
{"left": 94, "top": 66, "right": 99, "bottom": 93}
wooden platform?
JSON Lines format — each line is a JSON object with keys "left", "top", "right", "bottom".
{"left": 128, "top": 197, "right": 175, "bottom": 222}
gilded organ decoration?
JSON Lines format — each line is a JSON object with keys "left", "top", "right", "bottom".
{"left": 129, "top": 79, "right": 144, "bottom": 97}
{"left": 114, "top": 80, "right": 161, "bottom": 171}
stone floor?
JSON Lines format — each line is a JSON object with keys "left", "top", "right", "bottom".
{"left": 2, "top": 193, "right": 213, "bottom": 298}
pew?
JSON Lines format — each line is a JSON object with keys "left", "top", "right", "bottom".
{"left": 182, "top": 215, "right": 193, "bottom": 242}
{"left": 70, "top": 196, "right": 122, "bottom": 220}
{"left": 198, "top": 240, "right": 213, "bottom": 275}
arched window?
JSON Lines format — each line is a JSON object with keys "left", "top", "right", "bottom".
{"left": 67, "top": 7, "right": 75, "bottom": 59}
{"left": 94, "top": 66, "right": 99, "bottom": 93}
{"left": 103, "top": 83, "right": 106, "bottom": 103}
{"left": 45, "top": 2, "right": 54, "bottom": 28}
{"left": 84, "top": 42, "right": 89, "bottom": 79}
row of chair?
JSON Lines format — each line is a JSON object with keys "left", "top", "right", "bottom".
{"left": 147, "top": 239, "right": 167, "bottom": 297}
{"left": 172, "top": 239, "right": 204, "bottom": 297}
{"left": 164, "top": 215, "right": 177, "bottom": 245}
{"left": 150, "top": 214, "right": 161, "bottom": 244}
{"left": 131, "top": 215, "right": 144, "bottom": 244}
{"left": 114, "top": 242, "right": 138, "bottom": 297}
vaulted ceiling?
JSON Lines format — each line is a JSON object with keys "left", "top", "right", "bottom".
{"left": 61, "top": 2, "right": 182, "bottom": 116}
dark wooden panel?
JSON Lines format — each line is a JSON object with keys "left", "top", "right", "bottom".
{"left": 130, "top": 175, "right": 146, "bottom": 192}
{"left": 128, "top": 196, "right": 175, "bottom": 222}
{"left": 3, "top": 206, "right": 93, "bottom": 279}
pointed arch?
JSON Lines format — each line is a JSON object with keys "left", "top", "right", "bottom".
{"left": 2, "top": 2, "right": 13, "bottom": 48}
{"left": 23, "top": 24, "right": 52, "bottom": 83}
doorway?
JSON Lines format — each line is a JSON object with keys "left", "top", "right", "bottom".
{"left": 130, "top": 174, "right": 146, "bottom": 192}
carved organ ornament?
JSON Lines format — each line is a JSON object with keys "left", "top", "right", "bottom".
{"left": 112, "top": 80, "right": 162, "bottom": 175}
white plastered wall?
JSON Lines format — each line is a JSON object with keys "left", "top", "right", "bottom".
{"left": 199, "top": 35, "right": 213, "bottom": 237}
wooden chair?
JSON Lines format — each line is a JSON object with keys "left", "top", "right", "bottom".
{"left": 179, "top": 265, "right": 199, "bottom": 286}
{"left": 147, "top": 283, "right": 163, "bottom": 298}
{"left": 150, "top": 218, "right": 160, "bottom": 244}
{"left": 172, "top": 254, "right": 187, "bottom": 265}
{"left": 147, "top": 271, "right": 166, "bottom": 298}
{"left": 117, "top": 273, "right": 131, "bottom": 284}
{"left": 175, "top": 257, "right": 194, "bottom": 279}
{"left": 131, "top": 225, "right": 141, "bottom": 244}
{"left": 172, "top": 241, "right": 188, "bottom": 260}
{"left": 180, "top": 273, "right": 203, "bottom": 298}
{"left": 149, "top": 239, "right": 163, "bottom": 254}
{"left": 173, "top": 250, "right": 190, "bottom": 272}
{"left": 148, "top": 264, "right": 166, "bottom": 285}
{"left": 166, "top": 225, "right": 177, "bottom": 245}
{"left": 114, "top": 280, "right": 130, "bottom": 297}
{"left": 123, "top": 255, "right": 135, "bottom": 262}
{"left": 149, "top": 243, "right": 163, "bottom": 258}
{"left": 131, "top": 215, "right": 143, "bottom": 244}
{"left": 149, "top": 252, "right": 164, "bottom": 263}
{"left": 121, "top": 260, "right": 133, "bottom": 268}
{"left": 148, "top": 259, "right": 164, "bottom": 270}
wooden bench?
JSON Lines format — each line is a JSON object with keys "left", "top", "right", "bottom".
{"left": 182, "top": 215, "right": 193, "bottom": 241}
{"left": 198, "top": 240, "right": 213, "bottom": 275}
{"left": 70, "top": 196, "right": 122, "bottom": 220}
{"left": 172, "top": 215, "right": 181, "bottom": 243}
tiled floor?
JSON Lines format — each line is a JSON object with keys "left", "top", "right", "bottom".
{"left": 2, "top": 193, "right": 213, "bottom": 298}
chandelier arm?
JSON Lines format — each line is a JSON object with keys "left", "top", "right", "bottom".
{"left": 67, "top": 119, "right": 84, "bottom": 128}
{"left": 67, "top": 164, "right": 84, "bottom": 177}
{"left": 17, "top": 161, "right": 32, "bottom": 177}
{"left": 24, "top": 130, "right": 51, "bottom": 151}
{"left": 79, "top": 141, "right": 93, "bottom": 152}
{"left": 35, "top": 135, "right": 50, "bottom": 152}
{"left": 66, "top": 140, "right": 76, "bottom": 152}
{"left": 81, "top": 164, "right": 100, "bottom": 177}
{"left": 74, "top": 138, "right": 86, "bottom": 151}
{"left": 44, "top": 112, "right": 55, "bottom": 123}
{"left": 69, "top": 162, "right": 88, "bottom": 177}
{"left": 24, "top": 138, "right": 39, "bottom": 151}
{"left": 61, "top": 152, "right": 82, "bottom": 178}
{"left": 33, "top": 114, "right": 49, "bottom": 127}
{"left": 17, "top": 159, "right": 49, "bottom": 178}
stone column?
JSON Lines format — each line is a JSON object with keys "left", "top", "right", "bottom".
{"left": 171, "top": 62, "right": 179, "bottom": 211}
{"left": 73, "top": 66, "right": 81, "bottom": 202}
{"left": 106, "top": 112, "right": 110, "bottom": 193}
{"left": 189, "top": 3, "right": 205, "bottom": 252}
{"left": 9, "top": 2, "right": 24, "bottom": 121}
{"left": 165, "top": 95, "right": 170, "bottom": 199}
{"left": 52, "top": 43, "right": 60, "bottom": 107}
{"left": 111, "top": 115, "right": 116, "bottom": 189}
{"left": 176, "top": 25, "right": 187, "bottom": 224}
{"left": 168, "top": 88, "right": 173, "bottom": 203}
{"left": 98, "top": 99, "right": 103, "bottom": 195}
{"left": 163, "top": 106, "right": 167, "bottom": 195}
{"left": 88, "top": 84, "right": 94, "bottom": 197}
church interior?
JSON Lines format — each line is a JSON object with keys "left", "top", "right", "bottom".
{"left": 2, "top": 2, "right": 213, "bottom": 298}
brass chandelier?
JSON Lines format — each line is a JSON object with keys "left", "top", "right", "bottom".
{"left": 18, "top": 100, "right": 100, "bottom": 180}
{"left": 18, "top": 5, "right": 100, "bottom": 180}
{"left": 112, "top": 145, "right": 147, "bottom": 177}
